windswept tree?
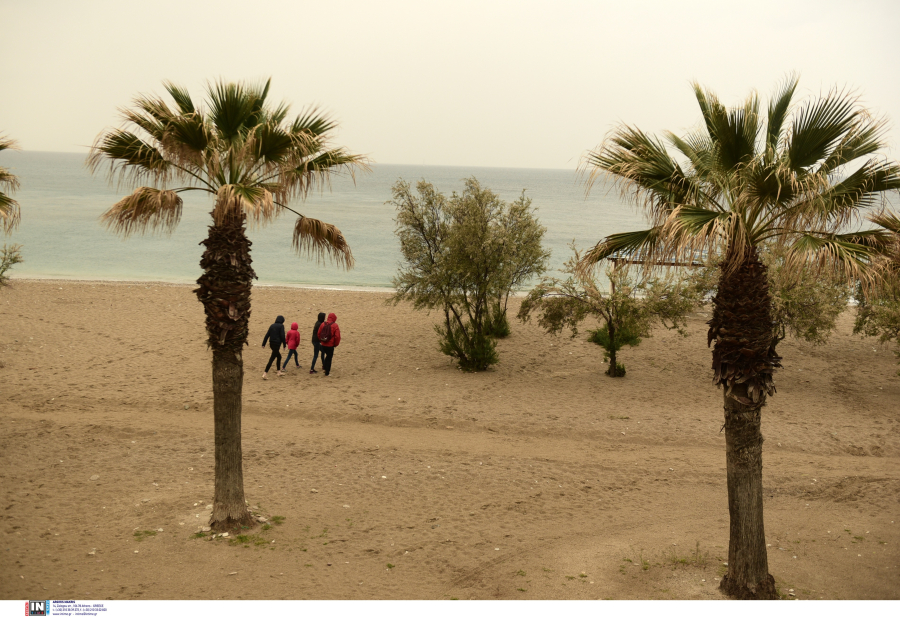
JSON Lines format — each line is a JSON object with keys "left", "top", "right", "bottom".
{"left": 0, "top": 135, "right": 21, "bottom": 234}
{"left": 391, "top": 178, "right": 549, "bottom": 370}
{"left": 519, "top": 245, "right": 698, "bottom": 376}
{"left": 855, "top": 209, "right": 900, "bottom": 373}
{"left": 580, "top": 76, "right": 900, "bottom": 598}
{"left": 89, "top": 80, "right": 368, "bottom": 531}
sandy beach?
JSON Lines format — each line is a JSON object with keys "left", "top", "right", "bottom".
{"left": 1, "top": 279, "right": 898, "bottom": 600}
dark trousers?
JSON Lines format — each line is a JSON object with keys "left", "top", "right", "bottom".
{"left": 285, "top": 349, "right": 299, "bottom": 367}
{"left": 265, "top": 347, "right": 282, "bottom": 372}
{"left": 321, "top": 346, "right": 335, "bottom": 375}
{"left": 311, "top": 344, "right": 322, "bottom": 370}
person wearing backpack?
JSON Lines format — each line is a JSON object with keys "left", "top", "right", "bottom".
{"left": 317, "top": 312, "right": 341, "bottom": 376}
{"left": 309, "top": 312, "right": 326, "bottom": 374}
{"left": 261, "top": 315, "right": 287, "bottom": 379}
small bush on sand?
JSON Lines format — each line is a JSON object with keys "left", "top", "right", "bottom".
{"left": 0, "top": 244, "right": 23, "bottom": 289}
{"left": 519, "top": 245, "right": 698, "bottom": 377}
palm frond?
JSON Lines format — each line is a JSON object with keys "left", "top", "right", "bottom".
{"left": 99, "top": 187, "right": 183, "bottom": 236}
{"left": 0, "top": 135, "right": 21, "bottom": 154}
{"left": 580, "top": 125, "right": 705, "bottom": 223}
{"left": 0, "top": 167, "right": 20, "bottom": 193}
{"left": 292, "top": 215, "right": 354, "bottom": 269}
{"left": 869, "top": 209, "right": 900, "bottom": 235}
{"left": 794, "top": 160, "right": 900, "bottom": 226}
{"left": 291, "top": 107, "right": 338, "bottom": 137}
{"left": 0, "top": 191, "right": 21, "bottom": 234}
{"left": 161, "top": 113, "right": 211, "bottom": 170}
{"left": 206, "top": 80, "right": 267, "bottom": 141}
{"left": 0, "top": 136, "right": 22, "bottom": 234}
{"left": 692, "top": 82, "right": 760, "bottom": 170}
{"left": 0, "top": 135, "right": 22, "bottom": 193}
{"left": 284, "top": 148, "right": 371, "bottom": 198}
{"left": 163, "top": 81, "right": 196, "bottom": 114}
{"left": 817, "top": 115, "right": 888, "bottom": 176}
{"left": 786, "top": 232, "right": 879, "bottom": 284}
{"left": 766, "top": 73, "right": 799, "bottom": 155}
{"left": 787, "top": 88, "right": 859, "bottom": 170}
{"left": 576, "top": 227, "right": 661, "bottom": 276}
{"left": 832, "top": 228, "right": 894, "bottom": 250}
{"left": 666, "top": 131, "right": 716, "bottom": 180}
{"left": 87, "top": 129, "right": 171, "bottom": 188}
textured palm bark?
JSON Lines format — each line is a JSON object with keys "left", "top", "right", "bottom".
{"left": 708, "top": 248, "right": 780, "bottom": 600}
{"left": 720, "top": 384, "right": 776, "bottom": 599}
{"left": 194, "top": 211, "right": 256, "bottom": 532}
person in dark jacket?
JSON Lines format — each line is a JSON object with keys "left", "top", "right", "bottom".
{"left": 317, "top": 312, "right": 341, "bottom": 376}
{"left": 309, "top": 312, "right": 326, "bottom": 374}
{"left": 261, "top": 315, "right": 286, "bottom": 379}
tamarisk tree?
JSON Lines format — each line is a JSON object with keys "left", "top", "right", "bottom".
{"left": 519, "top": 245, "right": 698, "bottom": 376}
{"left": 390, "top": 178, "right": 549, "bottom": 371}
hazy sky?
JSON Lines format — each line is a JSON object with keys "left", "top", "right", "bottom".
{"left": 3, "top": 0, "right": 899, "bottom": 169}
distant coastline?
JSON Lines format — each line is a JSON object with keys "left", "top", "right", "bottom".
{"left": 9, "top": 274, "right": 394, "bottom": 294}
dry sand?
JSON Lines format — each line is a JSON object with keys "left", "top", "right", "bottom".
{"left": 1, "top": 279, "right": 898, "bottom": 600}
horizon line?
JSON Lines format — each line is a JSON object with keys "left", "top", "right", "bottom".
{"left": 0, "top": 149, "right": 579, "bottom": 172}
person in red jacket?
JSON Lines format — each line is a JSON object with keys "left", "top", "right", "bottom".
{"left": 284, "top": 322, "right": 301, "bottom": 371}
{"left": 317, "top": 312, "right": 341, "bottom": 376}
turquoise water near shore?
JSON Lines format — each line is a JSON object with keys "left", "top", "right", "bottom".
{"left": 1, "top": 151, "right": 644, "bottom": 288}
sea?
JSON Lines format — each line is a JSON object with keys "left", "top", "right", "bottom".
{"left": 1, "top": 151, "right": 645, "bottom": 290}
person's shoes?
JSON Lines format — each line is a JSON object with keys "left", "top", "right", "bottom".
{"left": 277, "top": 371, "right": 285, "bottom": 376}
{"left": 262, "top": 372, "right": 268, "bottom": 380}
{"left": 309, "top": 369, "right": 317, "bottom": 374}
{"left": 324, "top": 372, "right": 329, "bottom": 377}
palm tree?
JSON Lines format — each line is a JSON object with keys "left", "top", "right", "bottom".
{"left": 579, "top": 76, "right": 900, "bottom": 599}
{"left": 0, "top": 135, "right": 21, "bottom": 234}
{"left": 89, "top": 79, "right": 368, "bottom": 531}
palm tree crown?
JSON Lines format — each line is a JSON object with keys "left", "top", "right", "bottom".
{"left": 580, "top": 75, "right": 900, "bottom": 282}
{"left": 88, "top": 79, "right": 368, "bottom": 266}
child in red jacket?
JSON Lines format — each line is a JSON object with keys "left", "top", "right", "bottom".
{"left": 284, "top": 322, "right": 301, "bottom": 370}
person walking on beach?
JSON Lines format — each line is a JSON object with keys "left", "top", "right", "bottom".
{"left": 262, "top": 315, "right": 286, "bottom": 379}
{"left": 284, "top": 322, "right": 301, "bottom": 371}
{"left": 309, "top": 312, "right": 326, "bottom": 374}
{"left": 317, "top": 312, "right": 341, "bottom": 376}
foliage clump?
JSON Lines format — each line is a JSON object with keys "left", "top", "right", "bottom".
{"left": 390, "top": 178, "right": 549, "bottom": 371}
{"left": 0, "top": 244, "right": 22, "bottom": 289}
{"left": 518, "top": 245, "right": 699, "bottom": 377}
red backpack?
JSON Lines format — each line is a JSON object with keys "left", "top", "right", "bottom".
{"left": 318, "top": 322, "right": 333, "bottom": 344}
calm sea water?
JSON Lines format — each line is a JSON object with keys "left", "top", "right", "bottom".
{"left": 1, "top": 151, "right": 644, "bottom": 289}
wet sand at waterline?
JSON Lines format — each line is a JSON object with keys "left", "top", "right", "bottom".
{"left": 1, "top": 280, "right": 898, "bottom": 600}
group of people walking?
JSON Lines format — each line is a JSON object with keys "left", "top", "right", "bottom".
{"left": 262, "top": 312, "right": 341, "bottom": 379}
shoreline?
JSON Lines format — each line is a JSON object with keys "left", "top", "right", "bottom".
{"left": 9, "top": 274, "right": 395, "bottom": 294}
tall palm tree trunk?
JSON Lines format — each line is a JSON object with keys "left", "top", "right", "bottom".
{"left": 721, "top": 384, "right": 774, "bottom": 599}
{"left": 709, "top": 248, "right": 779, "bottom": 599}
{"left": 194, "top": 211, "right": 256, "bottom": 531}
